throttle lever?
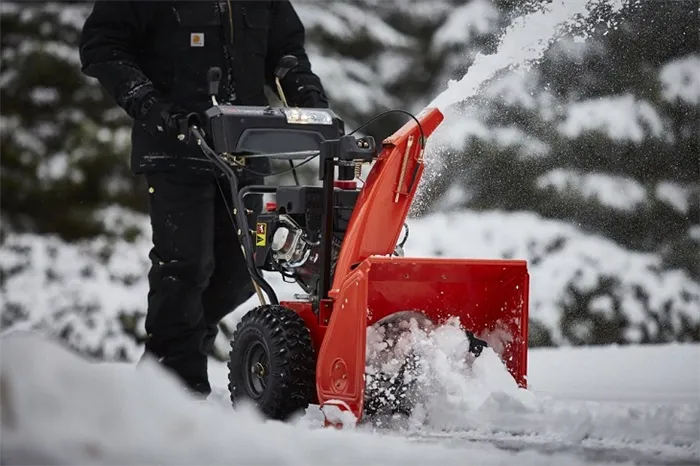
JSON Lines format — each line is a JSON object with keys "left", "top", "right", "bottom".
{"left": 274, "top": 55, "right": 299, "bottom": 107}
{"left": 207, "top": 67, "right": 222, "bottom": 105}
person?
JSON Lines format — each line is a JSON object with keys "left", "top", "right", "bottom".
{"left": 79, "top": 0, "right": 329, "bottom": 398}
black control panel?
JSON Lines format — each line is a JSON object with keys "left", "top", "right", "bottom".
{"left": 204, "top": 105, "right": 345, "bottom": 156}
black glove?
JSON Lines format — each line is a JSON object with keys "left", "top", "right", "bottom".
{"left": 297, "top": 84, "right": 329, "bottom": 109}
{"left": 140, "top": 95, "right": 203, "bottom": 142}
{"left": 170, "top": 110, "right": 205, "bottom": 144}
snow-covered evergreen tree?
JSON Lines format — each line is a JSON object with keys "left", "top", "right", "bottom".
{"left": 1, "top": 2, "right": 146, "bottom": 241}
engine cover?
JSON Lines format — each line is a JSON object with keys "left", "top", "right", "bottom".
{"left": 271, "top": 216, "right": 312, "bottom": 266}
{"left": 253, "top": 185, "right": 360, "bottom": 295}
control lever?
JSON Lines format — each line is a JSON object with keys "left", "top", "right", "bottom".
{"left": 274, "top": 55, "right": 301, "bottom": 185}
{"left": 273, "top": 55, "right": 298, "bottom": 107}
{"left": 207, "top": 67, "right": 222, "bottom": 106}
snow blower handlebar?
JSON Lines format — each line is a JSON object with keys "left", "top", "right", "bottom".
{"left": 189, "top": 125, "right": 279, "bottom": 306}
{"left": 182, "top": 66, "right": 362, "bottom": 308}
{"left": 188, "top": 112, "right": 381, "bottom": 307}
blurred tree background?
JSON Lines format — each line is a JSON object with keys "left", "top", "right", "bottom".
{"left": 1, "top": 2, "right": 145, "bottom": 240}
{"left": 1, "top": 0, "right": 698, "bottom": 361}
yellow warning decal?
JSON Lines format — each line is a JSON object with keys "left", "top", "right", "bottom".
{"left": 255, "top": 223, "right": 267, "bottom": 246}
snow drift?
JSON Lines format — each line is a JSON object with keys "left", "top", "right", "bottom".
{"left": 2, "top": 330, "right": 698, "bottom": 465}
{"left": 0, "top": 331, "right": 611, "bottom": 466}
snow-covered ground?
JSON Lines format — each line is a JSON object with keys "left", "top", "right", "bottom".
{"left": 1, "top": 330, "right": 698, "bottom": 465}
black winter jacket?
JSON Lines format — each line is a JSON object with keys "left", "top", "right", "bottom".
{"left": 79, "top": 0, "right": 329, "bottom": 174}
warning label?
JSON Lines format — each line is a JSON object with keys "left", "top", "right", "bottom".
{"left": 256, "top": 223, "right": 267, "bottom": 246}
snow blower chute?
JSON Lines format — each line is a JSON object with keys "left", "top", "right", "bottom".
{"left": 189, "top": 61, "right": 529, "bottom": 427}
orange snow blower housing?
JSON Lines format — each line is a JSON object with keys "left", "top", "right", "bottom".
{"left": 304, "top": 109, "right": 529, "bottom": 419}
{"left": 191, "top": 63, "right": 529, "bottom": 426}
{"left": 285, "top": 109, "right": 529, "bottom": 423}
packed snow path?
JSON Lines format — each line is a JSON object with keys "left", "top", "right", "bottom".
{"left": 1, "top": 331, "right": 698, "bottom": 465}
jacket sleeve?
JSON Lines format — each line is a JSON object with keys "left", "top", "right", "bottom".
{"left": 265, "top": 0, "right": 329, "bottom": 108}
{"left": 79, "top": 0, "right": 167, "bottom": 125}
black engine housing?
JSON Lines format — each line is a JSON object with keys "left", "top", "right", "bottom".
{"left": 253, "top": 184, "right": 360, "bottom": 294}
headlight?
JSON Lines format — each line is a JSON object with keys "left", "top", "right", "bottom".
{"left": 282, "top": 108, "right": 333, "bottom": 126}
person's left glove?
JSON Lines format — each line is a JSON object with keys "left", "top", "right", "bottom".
{"left": 297, "top": 84, "right": 329, "bottom": 109}
{"left": 167, "top": 110, "right": 205, "bottom": 143}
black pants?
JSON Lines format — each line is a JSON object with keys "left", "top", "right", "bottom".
{"left": 142, "top": 170, "right": 261, "bottom": 395}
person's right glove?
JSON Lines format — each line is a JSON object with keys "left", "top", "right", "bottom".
{"left": 140, "top": 95, "right": 203, "bottom": 142}
{"left": 296, "top": 84, "right": 329, "bottom": 109}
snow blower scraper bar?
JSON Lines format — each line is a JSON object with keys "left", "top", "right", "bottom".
{"left": 187, "top": 63, "right": 529, "bottom": 428}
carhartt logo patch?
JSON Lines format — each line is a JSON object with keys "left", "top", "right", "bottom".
{"left": 190, "top": 33, "right": 204, "bottom": 47}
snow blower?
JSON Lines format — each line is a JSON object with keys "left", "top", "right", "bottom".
{"left": 188, "top": 60, "right": 529, "bottom": 427}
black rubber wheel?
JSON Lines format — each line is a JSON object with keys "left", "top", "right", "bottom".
{"left": 227, "top": 305, "right": 316, "bottom": 420}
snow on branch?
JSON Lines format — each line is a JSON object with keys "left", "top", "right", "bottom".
{"left": 295, "top": 2, "right": 413, "bottom": 47}
{"left": 655, "top": 181, "right": 699, "bottom": 215}
{"left": 432, "top": 0, "right": 500, "bottom": 51}
{"left": 558, "top": 94, "right": 665, "bottom": 143}
{"left": 659, "top": 54, "right": 700, "bottom": 106}
{"left": 536, "top": 168, "right": 648, "bottom": 212}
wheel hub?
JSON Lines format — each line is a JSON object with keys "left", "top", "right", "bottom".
{"left": 252, "top": 361, "right": 266, "bottom": 378}
{"left": 243, "top": 341, "right": 268, "bottom": 398}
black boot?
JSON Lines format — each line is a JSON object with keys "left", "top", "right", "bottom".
{"left": 139, "top": 337, "right": 212, "bottom": 398}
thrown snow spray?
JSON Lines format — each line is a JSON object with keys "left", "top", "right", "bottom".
{"left": 412, "top": 0, "right": 635, "bottom": 213}
{"left": 428, "top": 0, "right": 632, "bottom": 111}
{"left": 364, "top": 316, "right": 536, "bottom": 430}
